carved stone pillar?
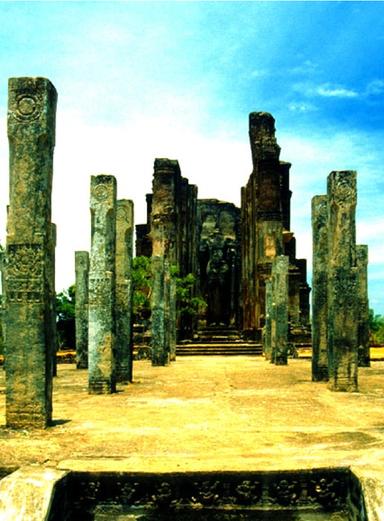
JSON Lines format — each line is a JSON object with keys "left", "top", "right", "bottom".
{"left": 75, "top": 251, "right": 89, "bottom": 369}
{"left": 115, "top": 199, "right": 134, "bottom": 383}
{"left": 151, "top": 256, "right": 170, "bottom": 366}
{"left": 88, "top": 175, "right": 117, "bottom": 394}
{"left": 327, "top": 171, "right": 358, "bottom": 392}
{"left": 356, "top": 245, "right": 370, "bottom": 368}
{"left": 311, "top": 195, "right": 329, "bottom": 381}
{"left": 4, "top": 77, "right": 57, "bottom": 428}
{"left": 263, "top": 279, "right": 273, "bottom": 360}
{"left": 271, "top": 255, "right": 289, "bottom": 365}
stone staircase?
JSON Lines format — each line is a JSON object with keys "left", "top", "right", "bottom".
{"left": 176, "top": 326, "right": 263, "bottom": 356}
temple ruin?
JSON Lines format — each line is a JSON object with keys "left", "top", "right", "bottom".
{"left": 136, "top": 112, "right": 311, "bottom": 351}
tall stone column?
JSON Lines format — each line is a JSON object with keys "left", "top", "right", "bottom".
{"left": 49, "top": 223, "right": 58, "bottom": 378}
{"left": 271, "top": 255, "right": 289, "bottom": 365}
{"left": 4, "top": 77, "right": 57, "bottom": 428}
{"left": 115, "top": 199, "right": 134, "bottom": 383}
{"left": 151, "top": 256, "right": 169, "bottom": 366}
{"left": 150, "top": 159, "right": 179, "bottom": 365}
{"left": 263, "top": 279, "right": 273, "bottom": 360}
{"left": 88, "top": 175, "right": 117, "bottom": 394}
{"left": 311, "top": 195, "right": 329, "bottom": 381}
{"left": 327, "top": 171, "right": 358, "bottom": 392}
{"left": 356, "top": 245, "right": 370, "bottom": 367}
{"left": 75, "top": 251, "right": 89, "bottom": 369}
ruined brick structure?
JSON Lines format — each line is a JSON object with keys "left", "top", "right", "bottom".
{"left": 241, "top": 112, "right": 310, "bottom": 340}
{"left": 149, "top": 159, "right": 198, "bottom": 363}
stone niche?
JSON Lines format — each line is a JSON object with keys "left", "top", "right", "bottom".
{"left": 197, "top": 199, "right": 241, "bottom": 328}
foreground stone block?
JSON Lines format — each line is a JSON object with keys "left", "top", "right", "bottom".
{"left": 115, "top": 199, "right": 134, "bottom": 382}
{"left": 4, "top": 77, "right": 57, "bottom": 428}
{"left": 88, "top": 175, "right": 117, "bottom": 394}
{"left": 311, "top": 195, "right": 329, "bottom": 381}
{"left": 75, "top": 251, "right": 89, "bottom": 369}
{"left": 327, "top": 171, "right": 358, "bottom": 392}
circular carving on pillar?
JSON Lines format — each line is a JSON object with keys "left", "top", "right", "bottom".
{"left": 93, "top": 184, "right": 109, "bottom": 202}
{"left": 14, "top": 94, "right": 42, "bottom": 121}
{"left": 116, "top": 206, "right": 128, "bottom": 221}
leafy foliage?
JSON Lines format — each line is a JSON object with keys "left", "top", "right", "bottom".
{"left": 369, "top": 309, "right": 384, "bottom": 344}
{"left": 131, "top": 256, "right": 152, "bottom": 320}
{"left": 174, "top": 271, "right": 207, "bottom": 319}
{"left": 56, "top": 284, "right": 76, "bottom": 348}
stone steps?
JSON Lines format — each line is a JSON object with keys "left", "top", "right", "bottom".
{"left": 176, "top": 342, "right": 263, "bottom": 356}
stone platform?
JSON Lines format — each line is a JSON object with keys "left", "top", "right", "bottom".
{"left": 1, "top": 357, "right": 384, "bottom": 518}
{"left": 1, "top": 357, "right": 384, "bottom": 473}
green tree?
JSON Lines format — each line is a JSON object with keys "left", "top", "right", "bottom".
{"left": 56, "top": 284, "right": 76, "bottom": 348}
{"left": 131, "top": 256, "right": 152, "bottom": 322}
{"left": 369, "top": 309, "right": 384, "bottom": 345}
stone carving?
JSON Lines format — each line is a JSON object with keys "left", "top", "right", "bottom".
{"left": 4, "top": 77, "right": 57, "bottom": 429}
{"left": 75, "top": 251, "right": 89, "bottom": 369}
{"left": 115, "top": 199, "right": 134, "bottom": 383}
{"left": 327, "top": 171, "right": 358, "bottom": 392}
{"left": 65, "top": 469, "right": 351, "bottom": 519}
{"left": 263, "top": 279, "right": 273, "bottom": 360}
{"left": 151, "top": 256, "right": 170, "bottom": 366}
{"left": 311, "top": 195, "right": 329, "bottom": 381}
{"left": 88, "top": 175, "right": 117, "bottom": 394}
{"left": 198, "top": 200, "right": 241, "bottom": 328}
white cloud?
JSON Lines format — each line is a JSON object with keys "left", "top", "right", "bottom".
{"left": 365, "top": 79, "right": 384, "bottom": 96}
{"left": 293, "top": 82, "right": 359, "bottom": 99}
{"left": 288, "top": 102, "right": 318, "bottom": 113}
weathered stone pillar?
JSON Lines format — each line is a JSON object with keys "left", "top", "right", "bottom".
{"left": 75, "top": 251, "right": 89, "bottom": 369}
{"left": 263, "top": 278, "right": 273, "bottom": 360}
{"left": 150, "top": 159, "right": 179, "bottom": 364}
{"left": 271, "top": 255, "right": 289, "bottom": 365}
{"left": 88, "top": 175, "right": 117, "bottom": 394}
{"left": 311, "top": 195, "right": 329, "bottom": 381}
{"left": 49, "top": 223, "right": 58, "bottom": 377}
{"left": 356, "top": 244, "right": 370, "bottom": 367}
{"left": 115, "top": 199, "right": 134, "bottom": 383}
{"left": 151, "top": 256, "right": 170, "bottom": 366}
{"left": 4, "top": 77, "right": 57, "bottom": 428}
{"left": 327, "top": 171, "right": 358, "bottom": 392}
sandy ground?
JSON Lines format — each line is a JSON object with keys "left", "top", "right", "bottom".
{"left": 1, "top": 357, "right": 384, "bottom": 475}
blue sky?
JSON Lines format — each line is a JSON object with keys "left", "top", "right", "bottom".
{"left": 0, "top": 1, "right": 383, "bottom": 313}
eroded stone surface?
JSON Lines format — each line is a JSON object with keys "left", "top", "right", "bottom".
{"left": 75, "top": 251, "right": 89, "bottom": 369}
{"left": 271, "top": 255, "right": 289, "bottom": 365}
{"left": 311, "top": 195, "right": 329, "bottom": 382}
{"left": 115, "top": 199, "right": 134, "bottom": 382}
{"left": 88, "top": 175, "right": 117, "bottom": 394}
{"left": 356, "top": 245, "right": 370, "bottom": 368}
{"left": 327, "top": 171, "right": 358, "bottom": 392}
{"left": 4, "top": 77, "right": 57, "bottom": 428}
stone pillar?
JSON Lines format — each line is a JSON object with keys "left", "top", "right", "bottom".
{"left": 356, "top": 244, "right": 370, "bottom": 367}
{"left": 115, "top": 199, "right": 134, "bottom": 383}
{"left": 151, "top": 256, "right": 170, "bottom": 366}
{"left": 271, "top": 255, "right": 289, "bottom": 365}
{"left": 150, "top": 159, "right": 179, "bottom": 364}
{"left": 4, "top": 77, "right": 57, "bottom": 428}
{"left": 311, "top": 195, "right": 329, "bottom": 381}
{"left": 327, "top": 171, "right": 358, "bottom": 392}
{"left": 263, "top": 278, "right": 273, "bottom": 360}
{"left": 75, "top": 251, "right": 89, "bottom": 369}
{"left": 88, "top": 175, "right": 117, "bottom": 394}
{"left": 49, "top": 223, "right": 58, "bottom": 377}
